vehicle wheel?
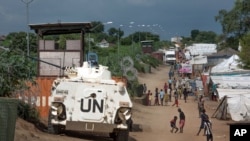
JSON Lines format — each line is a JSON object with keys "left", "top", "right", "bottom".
{"left": 126, "top": 118, "right": 133, "bottom": 132}
{"left": 47, "top": 109, "right": 59, "bottom": 134}
{"left": 113, "top": 129, "right": 129, "bottom": 141}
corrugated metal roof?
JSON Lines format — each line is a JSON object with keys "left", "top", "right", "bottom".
{"left": 29, "top": 22, "right": 92, "bottom": 36}
{"left": 208, "top": 48, "right": 238, "bottom": 57}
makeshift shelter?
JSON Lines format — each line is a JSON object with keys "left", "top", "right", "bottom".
{"left": 212, "top": 88, "right": 250, "bottom": 121}
{"left": 185, "top": 43, "right": 217, "bottom": 56}
{"left": 210, "top": 75, "right": 250, "bottom": 89}
{"left": 207, "top": 48, "right": 238, "bottom": 66}
{"left": 189, "top": 55, "right": 208, "bottom": 65}
{"left": 210, "top": 54, "right": 245, "bottom": 74}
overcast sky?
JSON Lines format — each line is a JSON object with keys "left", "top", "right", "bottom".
{"left": 0, "top": 0, "right": 235, "bottom": 40}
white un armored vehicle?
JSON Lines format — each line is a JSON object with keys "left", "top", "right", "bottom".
{"left": 48, "top": 61, "right": 133, "bottom": 141}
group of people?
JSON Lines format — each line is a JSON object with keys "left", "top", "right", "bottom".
{"left": 196, "top": 95, "right": 213, "bottom": 141}
{"left": 144, "top": 62, "right": 213, "bottom": 141}
{"left": 168, "top": 94, "right": 213, "bottom": 140}
{"left": 145, "top": 80, "right": 190, "bottom": 107}
{"left": 170, "top": 108, "right": 186, "bottom": 133}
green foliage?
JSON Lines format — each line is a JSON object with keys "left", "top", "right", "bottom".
{"left": 239, "top": 34, "right": 250, "bottom": 69}
{"left": 120, "top": 37, "right": 132, "bottom": 45}
{"left": 2, "top": 32, "right": 37, "bottom": 53}
{"left": 182, "top": 30, "right": 218, "bottom": 45}
{"left": 194, "top": 31, "right": 217, "bottom": 43}
{"left": 140, "top": 54, "right": 160, "bottom": 68}
{"left": 108, "top": 27, "right": 124, "bottom": 38}
{"left": 191, "top": 29, "right": 200, "bottom": 40}
{"left": 17, "top": 101, "right": 40, "bottom": 123}
{"left": 217, "top": 35, "right": 239, "bottom": 50}
{"left": 0, "top": 49, "right": 36, "bottom": 97}
{"left": 91, "top": 21, "right": 105, "bottom": 33}
{"left": 132, "top": 31, "right": 160, "bottom": 43}
{"left": 215, "top": 0, "right": 250, "bottom": 38}
{"left": 126, "top": 79, "right": 141, "bottom": 97}
{"left": 214, "top": 0, "right": 250, "bottom": 50}
{"left": 133, "top": 60, "right": 145, "bottom": 73}
{"left": 58, "top": 34, "right": 81, "bottom": 49}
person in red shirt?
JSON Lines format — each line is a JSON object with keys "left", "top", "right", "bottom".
{"left": 170, "top": 116, "right": 179, "bottom": 133}
{"left": 172, "top": 90, "right": 179, "bottom": 107}
{"left": 164, "top": 82, "right": 168, "bottom": 93}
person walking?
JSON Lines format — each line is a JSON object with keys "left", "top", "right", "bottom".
{"left": 143, "top": 83, "right": 147, "bottom": 94}
{"left": 147, "top": 90, "right": 152, "bottom": 106}
{"left": 172, "top": 90, "right": 179, "bottom": 107}
{"left": 177, "top": 86, "right": 182, "bottom": 99}
{"left": 183, "top": 87, "right": 188, "bottom": 103}
{"left": 196, "top": 109, "right": 210, "bottom": 136}
{"left": 170, "top": 116, "right": 179, "bottom": 133}
{"left": 159, "top": 89, "right": 165, "bottom": 106}
{"left": 168, "top": 78, "right": 172, "bottom": 91}
{"left": 154, "top": 88, "right": 159, "bottom": 106}
{"left": 178, "top": 108, "right": 185, "bottom": 133}
{"left": 164, "top": 82, "right": 168, "bottom": 93}
{"left": 194, "top": 88, "right": 198, "bottom": 101}
{"left": 204, "top": 120, "right": 213, "bottom": 141}
{"left": 198, "top": 95, "right": 205, "bottom": 117}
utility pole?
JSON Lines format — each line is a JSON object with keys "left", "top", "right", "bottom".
{"left": 21, "top": 0, "right": 34, "bottom": 56}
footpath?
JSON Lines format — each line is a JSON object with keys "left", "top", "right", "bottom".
{"left": 130, "top": 64, "right": 229, "bottom": 141}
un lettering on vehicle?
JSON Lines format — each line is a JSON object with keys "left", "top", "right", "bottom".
{"left": 80, "top": 98, "right": 104, "bottom": 113}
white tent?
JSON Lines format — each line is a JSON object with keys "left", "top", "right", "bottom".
{"left": 216, "top": 88, "right": 250, "bottom": 121}
{"left": 186, "top": 43, "right": 217, "bottom": 56}
{"left": 211, "top": 54, "right": 244, "bottom": 73}
{"left": 217, "top": 88, "right": 250, "bottom": 100}
{"left": 210, "top": 75, "right": 250, "bottom": 88}
{"left": 189, "top": 55, "right": 207, "bottom": 65}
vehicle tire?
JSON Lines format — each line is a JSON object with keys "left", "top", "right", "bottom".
{"left": 126, "top": 118, "right": 133, "bottom": 132}
{"left": 113, "top": 129, "right": 129, "bottom": 141}
{"left": 47, "top": 109, "right": 59, "bottom": 134}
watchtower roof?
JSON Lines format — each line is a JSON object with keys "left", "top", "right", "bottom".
{"left": 29, "top": 22, "right": 92, "bottom": 36}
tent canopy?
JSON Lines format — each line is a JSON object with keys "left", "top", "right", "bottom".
{"left": 216, "top": 88, "right": 250, "bottom": 121}
{"left": 211, "top": 55, "right": 244, "bottom": 73}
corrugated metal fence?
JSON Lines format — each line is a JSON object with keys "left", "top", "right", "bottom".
{"left": 16, "top": 77, "right": 56, "bottom": 119}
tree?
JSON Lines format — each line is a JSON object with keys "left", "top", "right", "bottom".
{"left": 91, "top": 21, "right": 104, "bottom": 33}
{"left": 215, "top": 0, "right": 250, "bottom": 38}
{"left": 194, "top": 31, "right": 217, "bottom": 43}
{"left": 1, "top": 32, "right": 37, "bottom": 53}
{"left": 108, "top": 27, "right": 124, "bottom": 38}
{"left": 191, "top": 29, "right": 200, "bottom": 40}
{"left": 239, "top": 34, "right": 250, "bottom": 69}
{"left": 107, "top": 27, "right": 124, "bottom": 43}
{"left": 0, "top": 49, "right": 36, "bottom": 97}
{"left": 215, "top": 0, "right": 250, "bottom": 63}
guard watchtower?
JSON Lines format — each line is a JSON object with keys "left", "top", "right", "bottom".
{"left": 141, "top": 40, "right": 153, "bottom": 54}
{"left": 29, "top": 22, "right": 92, "bottom": 77}
{"left": 28, "top": 22, "right": 92, "bottom": 118}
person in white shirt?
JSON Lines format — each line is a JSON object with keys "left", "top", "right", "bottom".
{"left": 204, "top": 121, "right": 213, "bottom": 141}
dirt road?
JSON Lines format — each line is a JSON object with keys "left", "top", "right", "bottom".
{"left": 14, "top": 64, "right": 230, "bottom": 141}
{"left": 131, "top": 64, "right": 229, "bottom": 141}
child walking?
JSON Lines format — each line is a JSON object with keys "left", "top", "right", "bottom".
{"left": 147, "top": 90, "right": 152, "bottom": 106}
{"left": 172, "top": 90, "right": 179, "bottom": 107}
{"left": 170, "top": 116, "right": 179, "bottom": 133}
